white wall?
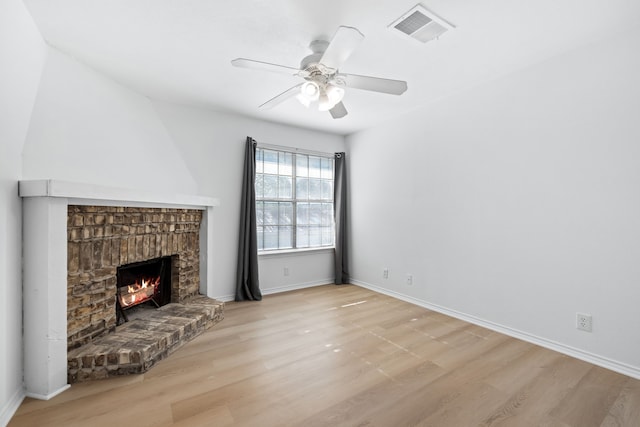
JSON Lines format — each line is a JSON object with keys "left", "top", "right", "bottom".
{"left": 153, "top": 102, "right": 345, "bottom": 300}
{"left": 22, "top": 48, "right": 197, "bottom": 195}
{"left": 0, "top": 0, "right": 46, "bottom": 424}
{"left": 347, "top": 27, "right": 640, "bottom": 377}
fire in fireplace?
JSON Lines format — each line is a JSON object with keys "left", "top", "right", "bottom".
{"left": 118, "top": 275, "right": 160, "bottom": 308}
{"left": 116, "top": 256, "right": 172, "bottom": 324}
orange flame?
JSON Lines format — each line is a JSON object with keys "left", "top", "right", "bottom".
{"left": 119, "top": 275, "right": 160, "bottom": 307}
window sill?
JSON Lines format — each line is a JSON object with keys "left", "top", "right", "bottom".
{"left": 258, "top": 247, "right": 335, "bottom": 258}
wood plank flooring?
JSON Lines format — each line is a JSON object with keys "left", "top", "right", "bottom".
{"left": 9, "top": 285, "right": 640, "bottom": 426}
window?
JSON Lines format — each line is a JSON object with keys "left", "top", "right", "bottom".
{"left": 255, "top": 147, "right": 334, "bottom": 251}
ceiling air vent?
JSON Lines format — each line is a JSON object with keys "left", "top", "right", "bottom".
{"left": 390, "top": 4, "right": 454, "bottom": 43}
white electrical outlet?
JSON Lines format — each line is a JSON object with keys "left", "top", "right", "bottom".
{"left": 284, "top": 267, "right": 289, "bottom": 277}
{"left": 406, "top": 274, "right": 413, "bottom": 285}
{"left": 576, "top": 313, "right": 592, "bottom": 332}
{"left": 383, "top": 268, "right": 389, "bottom": 279}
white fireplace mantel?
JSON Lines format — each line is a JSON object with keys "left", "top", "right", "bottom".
{"left": 19, "top": 179, "right": 219, "bottom": 208}
{"left": 19, "top": 180, "right": 220, "bottom": 400}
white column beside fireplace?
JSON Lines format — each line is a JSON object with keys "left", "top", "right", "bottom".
{"left": 19, "top": 180, "right": 220, "bottom": 400}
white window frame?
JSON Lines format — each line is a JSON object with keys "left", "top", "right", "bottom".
{"left": 255, "top": 144, "right": 335, "bottom": 253}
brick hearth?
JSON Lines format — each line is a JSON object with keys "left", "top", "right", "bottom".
{"left": 68, "top": 295, "right": 224, "bottom": 383}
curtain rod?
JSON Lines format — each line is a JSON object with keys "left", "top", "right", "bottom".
{"left": 255, "top": 141, "right": 336, "bottom": 158}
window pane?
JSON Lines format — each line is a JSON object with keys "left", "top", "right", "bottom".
{"left": 256, "top": 201, "right": 264, "bottom": 225}
{"left": 263, "top": 175, "right": 278, "bottom": 198}
{"left": 297, "top": 226, "right": 309, "bottom": 248}
{"left": 309, "top": 226, "right": 322, "bottom": 247}
{"left": 257, "top": 226, "right": 264, "bottom": 250}
{"left": 296, "top": 177, "right": 308, "bottom": 200}
{"left": 321, "top": 203, "right": 332, "bottom": 226}
{"left": 296, "top": 154, "right": 308, "bottom": 177}
{"left": 279, "top": 226, "right": 292, "bottom": 249}
{"left": 264, "top": 226, "right": 278, "bottom": 250}
{"left": 279, "top": 202, "right": 293, "bottom": 225}
{"left": 296, "top": 202, "right": 309, "bottom": 225}
{"left": 321, "top": 179, "right": 333, "bottom": 201}
{"left": 322, "top": 226, "right": 333, "bottom": 246}
{"left": 256, "top": 149, "right": 264, "bottom": 174}
{"left": 255, "top": 174, "right": 264, "bottom": 199}
{"left": 309, "top": 178, "right": 322, "bottom": 200}
{"left": 279, "top": 152, "right": 293, "bottom": 176}
{"left": 264, "top": 202, "right": 278, "bottom": 225}
{"left": 309, "top": 156, "right": 321, "bottom": 178}
{"left": 263, "top": 150, "right": 278, "bottom": 174}
{"left": 321, "top": 157, "right": 333, "bottom": 179}
{"left": 308, "top": 203, "right": 322, "bottom": 225}
{"left": 278, "top": 176, "right": 292, "bottom": 199}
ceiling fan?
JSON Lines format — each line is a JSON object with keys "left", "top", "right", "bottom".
{"left": 231, "top": 26, "right": 408, "bottom": 119}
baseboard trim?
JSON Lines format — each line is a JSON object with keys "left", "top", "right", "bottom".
{"left": 215, "top": 293, "right": 235, "bottom": 302}
{"left": 214, "top": 279, "right": 334, "bottom": 302}
{"left": 261, "top": 279, "right": 333, "bottom": 297}
{"left": 1, "top": 387, "right": 25, "bottom": 426}
{"left": 24, "top": 384, "right": 70, "bottom": 401}
{"left": 351, "top": 279, "right": 640, "bottom": 380}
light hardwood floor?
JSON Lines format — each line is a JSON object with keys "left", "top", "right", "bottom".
{"left": 10, "top": 285, "right": 640, "bottom": 426}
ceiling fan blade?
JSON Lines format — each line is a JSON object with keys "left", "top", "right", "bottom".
{"left": 341, "top": 73, "right": 408, "bottom": 95}
{"left": 258, "top": 83, "right": 303, "bottom": 110}
{"left": 231, "top": 58, "right": 307, "bottom": 77}
{"left": 320, "top": 26, "right": 364, "bottom": 71}
{"left": 329, "top": 102, "right": 348, "bottom": 119}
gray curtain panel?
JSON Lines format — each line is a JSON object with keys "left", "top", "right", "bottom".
{"left": 334, "top": 152, "right": 349, "bottom": 284}
{"left": 235, "top": 137, "right": 262, "bottom": 301}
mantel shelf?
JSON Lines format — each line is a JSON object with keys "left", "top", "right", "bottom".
{"left": 19, "top": 180, "right": 220, "bottom": 209}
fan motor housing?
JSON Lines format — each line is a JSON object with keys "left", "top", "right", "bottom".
{"left": 300, "top": 39, "right": 331, "bottom": 71}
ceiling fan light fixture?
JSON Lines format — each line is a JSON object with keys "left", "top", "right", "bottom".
{"left": 231, "top": 25, "right": 408, "bottom": 119}
{"left": 326, "top": 84, "right": 345, "bottom": 106}
{"left": 300, "top": 81, "right": 320, "bottom": 101}
{"left": 317, "top": 92, "right": 332, "bottom": 112}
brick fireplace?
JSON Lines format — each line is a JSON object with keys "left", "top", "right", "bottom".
{"left": 67, "top": 206, "right": 203, "bottom": 349}
{"left": 20, "top": 180, "right": 219, "bottom": 400}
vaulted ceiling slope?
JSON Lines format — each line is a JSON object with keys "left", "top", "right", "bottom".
{"left": 24, "top": 0, "right": 640, "bottom": 135}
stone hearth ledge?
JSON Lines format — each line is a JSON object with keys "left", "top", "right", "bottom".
{"left": 19, "top": 180, "right": 220, "bottom": 400}
{"left": 68, "top": 295, "right": 224, "bottom": 383}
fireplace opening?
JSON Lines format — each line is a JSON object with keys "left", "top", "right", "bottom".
{"left": 116, "top": 256, "right": 172, "bottom": 325}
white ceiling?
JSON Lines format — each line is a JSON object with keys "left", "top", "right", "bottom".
{"left": 23, "top": 0, "right": 640, "bottom": 135}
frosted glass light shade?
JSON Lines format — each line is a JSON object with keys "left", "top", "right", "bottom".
{"left": 300, "top": 81, "right": 320, "bottom": 101}
{"left": 326, "top": 85, "right": 345, "bottom": 106}
{"left": 318, "top": 92, "right": 332, "bottom": 111}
